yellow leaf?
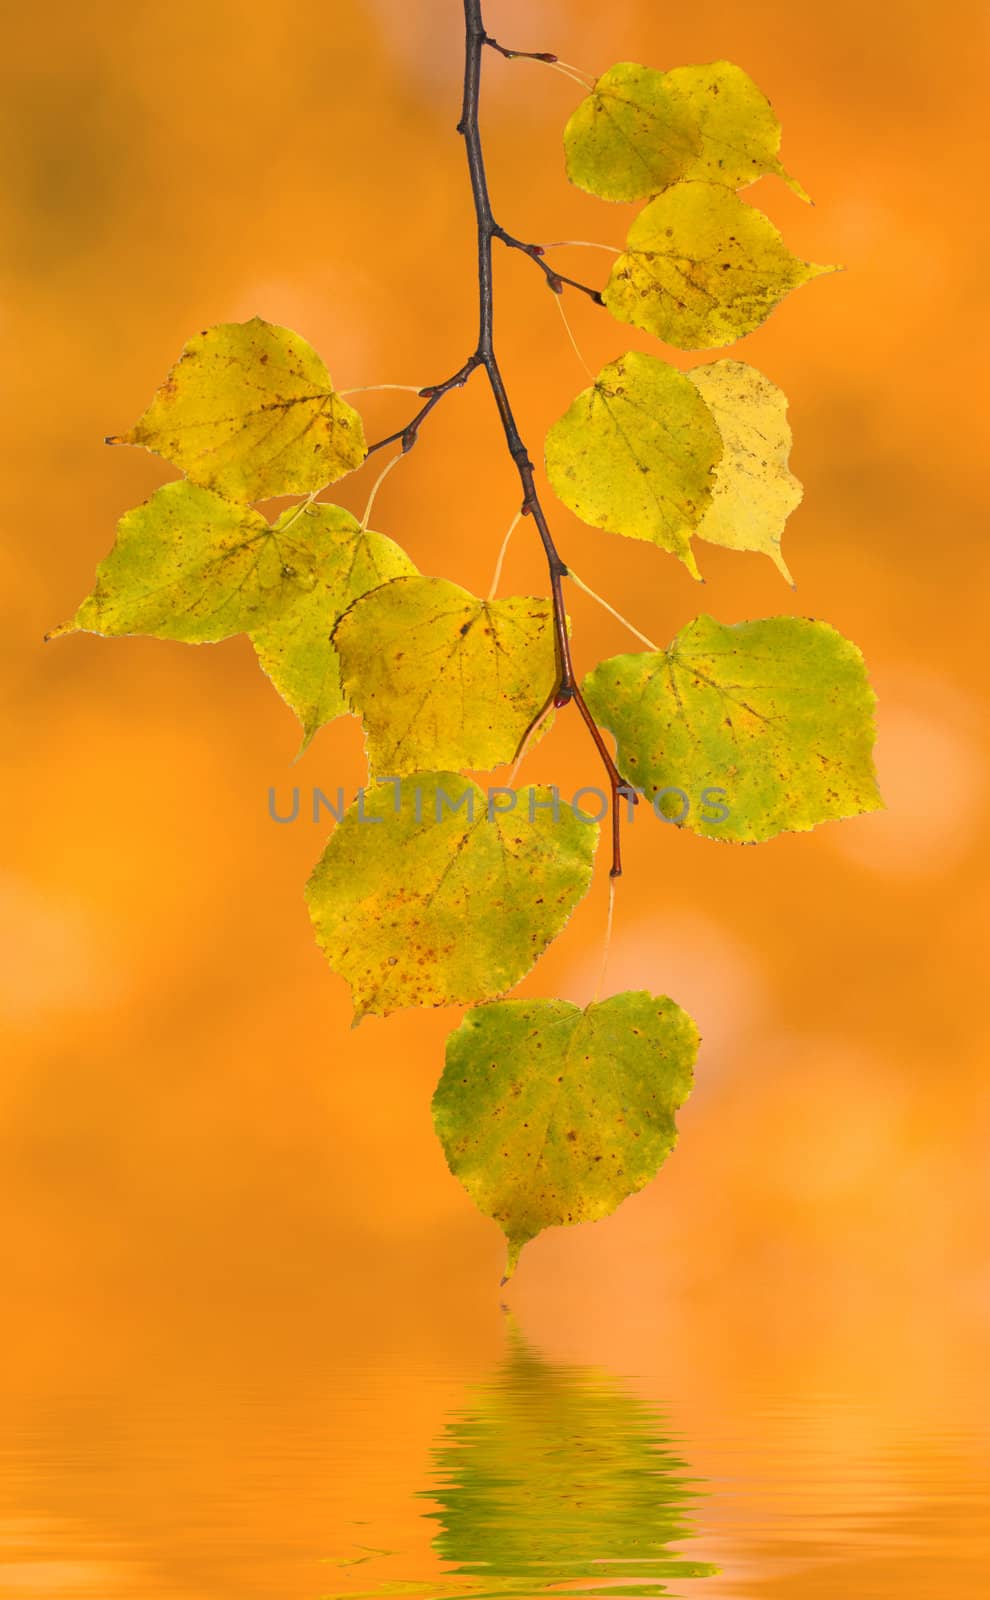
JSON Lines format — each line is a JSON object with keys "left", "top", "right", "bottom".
{"left": 604, "top": 182, "right": 837, "bottom": 350}
{"left": 305, "top": 773, "right": 597, "bottom": 1021}
{"left": 544, "top": 351, "right": 723, "bottom": 579}
{"left": 48, "top": 481, "right": 326, "bottom": 644}
{"left": 687, "top": 359, "right": 801, "bottom": 582}
{"left": 333, "top": 576, "right": 558, "bottom": 776}
{"left": 666, "top": 60, "right": 810, "bottom": 201}
{"left": 110, "top": 317, "right": 366, "bottom": 502}
{"left": 563, "top": 62, "right": 702, "bottom": 203}
{"left": 251, "top": 504, "right": 418, "bottom": 752}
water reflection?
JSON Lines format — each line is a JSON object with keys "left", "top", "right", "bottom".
{"left": 425, "top": 1322, "right": 716, "bottom": 1598}
{"left": 329, "top": 1321, "right": 716, "bottom": 1599}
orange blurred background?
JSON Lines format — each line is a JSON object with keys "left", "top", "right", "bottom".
{"left": 3, "top": 1, "right": 989, "bottom": 1594}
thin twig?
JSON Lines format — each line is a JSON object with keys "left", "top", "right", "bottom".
{"left": 365, "top": 358, "right": 480, "bottom": 456}
{"left": 494, "top": 228, "right": 605, "bottom": 305}
{"left": 482, "top": 35, "right": 557, "bottom": 64}
{"left": 484, "top": 37, "right": 594, "bottom": 90}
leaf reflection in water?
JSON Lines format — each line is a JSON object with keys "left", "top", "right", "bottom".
{"left": 325, "top": 1320, "right": 717, "bottom": 1600}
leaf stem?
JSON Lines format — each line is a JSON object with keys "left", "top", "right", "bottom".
{"left": 339, "top": 384, "right": 429, "bottom": 396}
{"left": 506, "top": 697, "right": 555, "bottom": 785}
{"left": 274, "top": 488, "right": 320, "bottom": 535}
{"left": 488, "top": 509, "right": 522, "bottom": 598}
{"left": 566, "top": 569, "right": 661, "bottom": 652}
{"left": 360, "top": 451, "right": 403, "bottom": 529}
{"left": 540, "top": 240, "right": 621, "bottom": 255}
{"left": 553, "top": 294, "right": 595, "bottom": 381}
{"left": 545, "top": 61, "right": 597, "bottom": 91}
{"left": 595, "top": 876, "right": 616, "bottom": 1002}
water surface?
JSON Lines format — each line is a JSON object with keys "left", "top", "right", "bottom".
{"left": 2, "top": 1309, "right": 986, "bottom": 1599}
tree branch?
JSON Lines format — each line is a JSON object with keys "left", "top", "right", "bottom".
{"left": 493, "top": 228, "right": 605, "bottom": 305}
{"left": 482, "top": 34, "right": 557, "bottom": 65}
{"left": 460, "top": 0, "right": 633, "bottom": 875}
{"left": 368, "top": 0, "right": 634, "bottom": 875}
{"left": 365, "top": 357, "right": 480, "bottom": 456}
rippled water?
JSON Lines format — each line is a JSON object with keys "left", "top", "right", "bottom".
{"left": 2, "top": 1314, "right": 987, "bottom": 1599}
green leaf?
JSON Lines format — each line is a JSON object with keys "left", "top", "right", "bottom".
{"left": 305, "top": 773, "right": 597, "bottom": 1021}
{"left": 544, "top": 352, "right": 722, "bottom": 579}
{"left": 582, "top": 614, "right": 882, "bottom": 843}
{"left": 687, "top": 359, "right": 801, "bottom": 583}
{"left": 48, "top": 480, "right": 329, "bottom": 644}
{"left": 666, "top": 60, "right": 810, "bottom": 200}
{"left": 251, "top": 504, "right": 417, "bottom": 752}
{"left": 333, "top": 576, "right": 558, "bottom": 776}
{"left": 562, "top": 62, "right": 702, "bottom": 203}
{"left": 433, "top": 992, "right": 699, "bottom": 1280}
{"left": 109, "top": 317, "right": 366, "bottom": 502}
{"left": 603, "top": 183, "right": 837, "bottom": 350}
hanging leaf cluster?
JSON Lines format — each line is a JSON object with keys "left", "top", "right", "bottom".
{"left": 552, "top": 58, "right": 838, "bottom": 580}
{"left": 50, "top": 27, "right": 880, "bottom": 1282}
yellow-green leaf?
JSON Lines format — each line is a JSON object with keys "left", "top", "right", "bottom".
{"left": 687, "top": 359, "right": 801, "bottom": 583}
{"left": 48, "top": 480, "right": 326, "bottom": 644}
{"left": 544, "top": 352, "right": 722, "bottom": 579}
{"left": 666, "top": 61, "right": 810, "bottom": 201}
{"left": 110, "top": 317, "right": 366, "bottom": 502}
{"left": 582, "top": 615, "right": 882, "bottom": 843}
{"left": 604, "top": 183, "right": 837, "bottom": 350}
{"left": 333, "top": 576, "right": 558, "bottom": 776}
{"left": 563, "top": 62, "right": 702, "bottom": 203}
{"left": 251, "top": 504, "right": 417, "bottom": 752}
{"left": 305, "top": 773, "right": 597, "bottom": 1021}
{"left": 433, "top": 992, "right": 699, "bottom": 1280}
